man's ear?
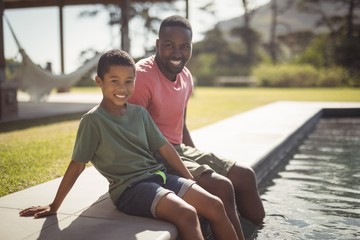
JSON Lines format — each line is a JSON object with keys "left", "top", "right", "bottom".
{"left": 156, "top": 39, "right": 159, "bottom": 50}
{"left": 95, "top": 76, "right": 102, "bottom": 87}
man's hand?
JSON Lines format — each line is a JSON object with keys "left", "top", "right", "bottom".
{"left": 19, "top": 204, "right": 57, "bottom": 218}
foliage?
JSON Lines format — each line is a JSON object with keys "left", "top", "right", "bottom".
{"left": 230, "top": 25, "right": 261, "bottom": 66}
{"left": 335, "top": 35, "right": 360, "bottom": 74}
{"left": 78, "top": 2, "right": 181, "bottom": 55}
{"left": 294, "top": 34, "right": 334, "bottom": 67}
{"left": 253, "top": 64, "right": 350, "bottom": 87}
{"left": 189, "top": 0, "right": 360, "bottom": 87}
{"left": 294, "top": 33, "right": 360, "bottom": 87}
{"left": 318, "top": 66, "right": 350, "bottom": 87}
{"left": 188, "top": 53, "right": 216, "bottom": 86}
{"left": 277, "top": 30, "right": 315, "bottom": 62}
{"left": 254, "top": 64, "right": 317, "bottom": 87}
{"left": 296, "top": 0, "right": 360, "bottom": 83}
{"left": 188, "top": 26, "right": 257, "bottom": 85}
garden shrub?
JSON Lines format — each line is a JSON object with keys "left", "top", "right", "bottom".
{"left": 253, "top": 64, "right": 350, "bottom": 87}
{"left": 254, "top": 64, "right": 318, "bottom": 87}
{"left": 317, "top": 67, "right": 349, "bottom": 87}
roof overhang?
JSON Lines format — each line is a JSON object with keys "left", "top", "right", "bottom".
{"left": 3, "top": 0, "right": 175, "bottom": 9}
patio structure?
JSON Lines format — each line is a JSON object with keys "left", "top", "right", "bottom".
{"left": 0, "top": 0, "right": 189, "bottom": 120}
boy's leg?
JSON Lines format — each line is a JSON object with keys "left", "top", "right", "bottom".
{"left": 155, "top": 192, "right": 204, "bottom": 240}
{"left": 116, "top": 177, "right": 204, "bottom": 240}
{"left": 181, "top": 183, "right": 242, "bottom": 240}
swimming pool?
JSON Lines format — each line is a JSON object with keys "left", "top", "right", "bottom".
{"left": 250, "top": 117, "right": 360, "bottom": 239}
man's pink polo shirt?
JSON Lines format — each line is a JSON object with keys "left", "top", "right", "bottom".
{"left": 128, "top": 56, "right": 193, "bottom": 145}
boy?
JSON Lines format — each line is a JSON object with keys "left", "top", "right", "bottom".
{"left": 19, "top": 49, "right": 239, "bottom": 240}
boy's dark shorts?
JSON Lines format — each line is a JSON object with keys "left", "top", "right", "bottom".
{"left": 115, "top": 173, "right": 194, "bottom": 218}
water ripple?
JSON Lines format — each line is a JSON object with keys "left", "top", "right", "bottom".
{"left": 251, "top": 118, "right": 360, "bottom": 240}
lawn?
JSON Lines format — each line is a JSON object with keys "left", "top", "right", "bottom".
{"left": 1, "top": 87, "right": 360, "bottom": 197}
{"left": 186, "top": 87, "right": 360, "bottom": 129}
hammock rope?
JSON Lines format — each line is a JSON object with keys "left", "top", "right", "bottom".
{"left": 4, "top": 15, "right": 102, "bottom": 102}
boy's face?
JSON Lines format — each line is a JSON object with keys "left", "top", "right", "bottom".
{"left": 96, "top": 65, "right": 135, "bottom": 110}
{"left": 156, "top": 26, "right": 192, "bottom": 81}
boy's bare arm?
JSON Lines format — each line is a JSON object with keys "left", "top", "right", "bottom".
{"left": 158, "top": 143, "right": 194, "bottom": 181}
{"left": 19, "top": 160, "right": 86, "bottom": 218}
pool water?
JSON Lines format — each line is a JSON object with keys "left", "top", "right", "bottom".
{"left": 250, "top": 118, "right": 360, "bottom": 239}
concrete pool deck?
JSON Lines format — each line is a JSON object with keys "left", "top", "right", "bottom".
{"left": 0, "top": 92, "right": 359, "bottom": 240}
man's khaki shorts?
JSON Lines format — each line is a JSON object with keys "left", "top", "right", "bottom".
{"left": 157, "top": 144, "right": 236, "bottom": 181}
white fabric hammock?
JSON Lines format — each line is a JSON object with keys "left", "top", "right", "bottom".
{"left": 5, "top": 15, "right": 102, "bottom": 102}
{"left": 13, "top": 49, "right": 101, "bottom": 102}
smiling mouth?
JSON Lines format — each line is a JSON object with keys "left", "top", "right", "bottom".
{"left": 115, "top": 94, "right": 126, "bottom": 99}
{"left": 170, "top": 60, "right": 182, "bottom": 67}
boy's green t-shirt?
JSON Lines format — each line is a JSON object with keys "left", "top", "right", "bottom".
{"left": 72, "top": 103, "right": 168, "bottom": 203}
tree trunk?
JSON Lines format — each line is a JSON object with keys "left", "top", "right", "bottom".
{"left": 241, "top": 0, "right": 254, "bottom": 66}
{"left": 269, "top": 0, "right": 278, "bottom": 64}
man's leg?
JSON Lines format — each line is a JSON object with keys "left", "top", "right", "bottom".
{"left": 227, "top": 162, "right": 265, "bottom": 225}
{"left": 181, "top": 183, "right": 241, "bottom": 240}
{"left": 196, "top": 171, "right": 244, "bottom": 239}
{"left": 176, "top": 145, "right": 265, "bottom": 225}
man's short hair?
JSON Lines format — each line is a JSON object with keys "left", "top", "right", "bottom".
{"left": 159, "top": 15, "right": 192, "bottom": 38}
{"left": 97, "top": 49, "right": 135, "bottom": 79}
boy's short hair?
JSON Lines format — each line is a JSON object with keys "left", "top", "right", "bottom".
{"left": 97, "top": 49, "right": 135, "bottom": 79}
{"left": 159, "top": 15, "right": 192, "bottom": 38}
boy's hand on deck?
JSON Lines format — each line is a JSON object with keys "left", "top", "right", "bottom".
{"left": 19, "top": 205, "right": 56, "bottom": 218}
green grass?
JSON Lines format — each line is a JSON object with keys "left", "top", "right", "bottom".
{"left": 0, "top": 121, "right": 77, "bottom": 196}
{"left": 187, "top": 87, "right": 360, "bottom": 129}
{"left": 1, "top": 87, "right": 360, "bottom": 197}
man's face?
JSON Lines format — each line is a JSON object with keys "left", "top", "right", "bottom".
{"left": 156, "top": 26, "right": 192, "bottom": 81}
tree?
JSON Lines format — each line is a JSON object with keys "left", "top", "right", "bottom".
{"left": 333, "top": 0, "right": 360, "bottom": 73}
{"left": 189, "top": 26, "right": 246, "bottom": 84}
{"left": 240, "top": 0, "right": 255, "bottom": 65}
{"left": 268, "top": 0, "right": 295, "bottom": 64}
{"left": 297, "top": 0, "right": 360, "bottom": 69}
{"left": 269, "top": 0, "right": 278, "bottom": 63}
{"left": 79, "top": 2, "right": 178, "bottom": 57}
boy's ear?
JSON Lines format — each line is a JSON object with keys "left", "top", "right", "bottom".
{"left": 95, "top": 76, "right": 102, "bottom": 87}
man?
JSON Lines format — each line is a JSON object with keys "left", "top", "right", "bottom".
{"left": 129, "top": 15, "right": 265, "bottom": 229}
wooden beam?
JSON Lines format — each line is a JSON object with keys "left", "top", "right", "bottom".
{"left": 0, "top": 0, "right": 18, "bottom": 120}
{"left": 0, "top": 0, "right": 5, "bottom": 82}
{"left": 59, "top": 4, "right": 64, "bottom": 73}
{"left": 3, "top": 0, "right": 176, "bottom": 9}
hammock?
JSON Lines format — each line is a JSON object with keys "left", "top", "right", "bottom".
{"left": 5, "top": 15, "right": 102, "bottom": 102}
{"left": 14, "top": 49, "right": 101, "bottom": 102}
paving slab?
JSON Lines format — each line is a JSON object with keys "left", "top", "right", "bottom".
{"left": 1, "top": 92, "right": 101, "bottom": 123}
{"left": 0, "top": 167, "right": 177, "bottom": 240}
{"left": 23, "top": 214, "right": 175, "bottom": 240}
